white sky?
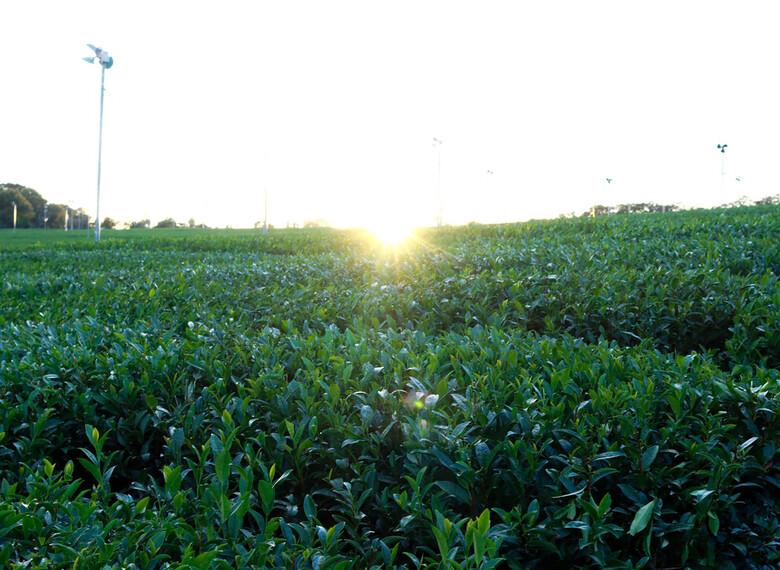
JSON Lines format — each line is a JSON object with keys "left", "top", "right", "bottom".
{"left": 1, "top": 1, "right": 779, "bottom": 229}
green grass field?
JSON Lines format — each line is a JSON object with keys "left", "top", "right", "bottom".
{"left": 0, "top": 227, "right": 268, "bottom": 248}
{"left": 0, "top": 208, "right": 778, "bottom": 568}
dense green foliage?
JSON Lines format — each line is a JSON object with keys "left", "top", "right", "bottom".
{"left": 0, "top": 184, "right": 81, "bottom": 230}
{"left": 0, "top": 207, "right": 778, "bottom": 568}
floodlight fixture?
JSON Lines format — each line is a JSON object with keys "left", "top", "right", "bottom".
{"left": 83, "top": 44, "right": 114, "bottom": 242}
{"left": 717, "top": 143, "right": 728, "bottom": 199}
{"left": 83, "top": 45, "right": 114, "bottom": 68}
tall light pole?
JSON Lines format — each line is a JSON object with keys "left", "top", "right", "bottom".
{"left": 433, "top": 137, "right": 442, "bottom": 228}
{"left": 83, "top": 45, "right": 114, "bottom": 242}
{"left": 263, "top": 184, "right": 268, "bottom": 234}
{"left": 717, "top": 143, "right": 727, "bottom": 201}
{"left": 486, "top": 169, "right": 493, "bottom": 222}
{"left": 263, "top": 153, "right": 269, "bottom": 234}
{"left": 66, "top": 201, "right": 74, "bottom": 231}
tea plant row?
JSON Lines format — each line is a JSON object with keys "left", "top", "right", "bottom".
{"left": 0, "top": 206, "right": 778, "bottom": 568}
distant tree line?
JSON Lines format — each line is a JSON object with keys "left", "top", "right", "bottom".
{"left": 105, "top": 217, "right": 209, "bottom": 229}
{"left": 0, "top": 183, "right": 211, "bottom": 231}
{"left": 0, "top": 183, "right": 100, "bottom": 230}
{"left": 754, "top": 194, "right": 780, "bottom": 205}
{"left": 137, "top": 217, "right": 208, "bottom": 229}
{"left": 723, "top": 194, "right": 780, "bottom": 208}
{"left": 578, "top": 202, "right": 681, "bottom": 218}
{"left": 575, "top": 194, "right": 780, "bottom": 218}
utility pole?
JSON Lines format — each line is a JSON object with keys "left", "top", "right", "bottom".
{"left": 717, "top": 144, "right": 728, "bottom": 201}
{"left": 83, "top": 45, "right": 114, "bottom": 242}
{"left": 433, "top": 137, "right": 442, "bottom": 227}
{"left": 263, "top": 153, "right": 269, "bottom": 234}
{"left": 486, "top": 169, "right": 493, "bottom": 222}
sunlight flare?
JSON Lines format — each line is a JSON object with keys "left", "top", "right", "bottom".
{"left": 369, "top": 220, "right": 414, "bottom": 246}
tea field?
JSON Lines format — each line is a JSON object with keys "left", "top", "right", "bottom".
{"left": 0, "top": 207, "right": 778, "bottom": 569}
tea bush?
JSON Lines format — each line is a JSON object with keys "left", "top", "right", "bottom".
{"left": 0, "top": 206, "right": 778, "bottom": 568}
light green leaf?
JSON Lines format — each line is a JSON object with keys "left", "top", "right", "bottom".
{"left": 477, "top": 508, "right": 490, "bottom": 535}
{"left": 432, "top": 526, "right": 450, "bottom": 560}
{"left": 135, "top": 496, "right": 150, "bottom": 516}
{"left": 193, "top": 551, "right": 218, "bottom": 570}
{"left": 629, "top": 499, "right": 657, "bottom": 536}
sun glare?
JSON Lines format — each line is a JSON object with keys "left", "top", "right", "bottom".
{"left": 369, "top": 220, "right": 415, "bottom": 246}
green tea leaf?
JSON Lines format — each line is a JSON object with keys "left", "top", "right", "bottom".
{"left": 193, "top": 551, "right": 218, "bottom": 570}
{"left": 708, "top": 511, "right": 720, "bottom": 535}
{"left": 432, "top": 526, "right": 450, "bottom": 560}
{"left": 258, "top": 480, "right": 274, "bottom": 515}
{"left": 629, "top": 499, "right": 657, "bottom": 536}
{"left": 593, "top": 450, "right": 625, "bottom": 461}
{"left": 738, "top": 436, "right": 759, "bottom": 452}
{"left": 436, "top": 481, "right": 471, "bottom": 505}
{"left": 135, "top": 496, "right": 150, "bottom": 516}
{"left": 86, "top": 425, "right": 99, "bottom": 447}
{"left": 477, "top": 508, "right": 490, "bottom": 535}
{"left": 304, "top": 494, "right": 317, "bottom": 521}
{"left": 641, "top": 445, "right": 659, "bottom": 470}
{"left": 216, "top": 449, "right": 231, "bottom": 485}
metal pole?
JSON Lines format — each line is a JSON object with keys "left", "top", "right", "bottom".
{"left": 717, "top": 144, "right": 727, "bottom": 204}
{"left": 263, "top": 153, "right": 268, "bottom": 234}
{"left": 433, "top": 138, "right": 442, "bottom": 228}
{"left": 95, "top": 63, "right": 105, "bottom": 242}
{"left": 486, "top": 170, "right": 493, "bottom": 222}
{"left": 438, "top": 146, "right": 442, "bottom": 227}
{"left": 12, "top": 201, "right": 16, "bottom": 230}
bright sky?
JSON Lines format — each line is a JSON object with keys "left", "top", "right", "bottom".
{"left": 2, "top": 1, "right": 779, "bottom": 229}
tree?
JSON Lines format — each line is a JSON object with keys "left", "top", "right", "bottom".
{"left": 583, "top": 204, "right": 610, "bottom": 217}
{"left": 71, "top": 208, "right": 89, "bottom": 230}
{"left": 0, "top": 187, "right": 35, "bottom": 228}
{"left": 46, "top": 204, "right": 67, "bottom": 229}
{"left": 755, "top": 195, "right": 780, "bottom": 206}
{"left": 154, "top": 217, "right": 176, "bottom": 229}
{"left": 1, "top": 184, "right": 47, "bottom": 227}
{"left": 130, "top": 219, "right": 150, "bottom": 229}
{"left": 101, "top": 217, "right": 117, "bottom": 230}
